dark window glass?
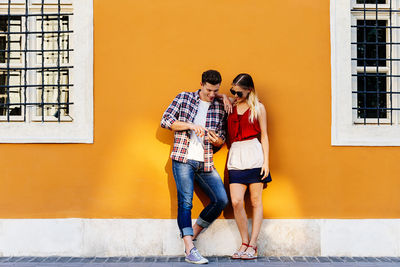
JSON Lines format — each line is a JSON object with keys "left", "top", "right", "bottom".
{"left": 0, "top": 36, "right": 6, "bottom": 63}
{"left": 357, "top": 20, "right": 387, "bottom": 67}
{"left": 0, "top": 16, "right": 7, "bottom": 32}
{"left": 0, "top": 15, "right": 22, "bottom": 64}
{"left": 357, "top": 74, "right": 387, "bottom": 118}
{"left": 0, "top": 72, "right": 22, "bottom": 116}
{"left": 356, "top": 0, "right": 386, "bottom": 3}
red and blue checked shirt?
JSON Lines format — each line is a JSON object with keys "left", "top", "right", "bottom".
{"left": 161, "top": 90, "right": 226, "bottom": 172}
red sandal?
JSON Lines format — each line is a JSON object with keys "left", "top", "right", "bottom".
{"left": 231, "top": 243, "right": 249, "bottom": 259}
{"left": 241, "top": 244, "right": 257, "bottom": 260}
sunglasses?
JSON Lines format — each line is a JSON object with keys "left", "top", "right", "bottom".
{"left": 230, "top": 88, "right": 243, "bottom": 98}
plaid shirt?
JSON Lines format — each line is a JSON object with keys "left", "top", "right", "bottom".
{"left": 161, "top": 90, "right": 226, "bottom": 172}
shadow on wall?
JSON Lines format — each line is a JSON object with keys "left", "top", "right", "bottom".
{"left": 155, "top": 126, "right": 177, "bottom": 217}
{"left": 155, "top": 119, "right": 301, "bottom": 220}
{"left": 91, "top": 101, "right": 303, "bottom": 220}
{"left": 155, "top": 125, "right": 218, "bottom": 218}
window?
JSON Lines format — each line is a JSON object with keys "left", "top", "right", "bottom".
{"left": 0, "top": 0, "right": 93, "bottom": 143}
{"left": 331, "top": 0, "right": 400, "bottom": 145}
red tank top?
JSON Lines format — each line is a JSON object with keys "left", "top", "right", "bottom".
{"left": 227, "top": 106, "right": 260, "bottom": 145}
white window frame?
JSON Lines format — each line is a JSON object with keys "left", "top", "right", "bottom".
{"left": 0, "top": 0, "right": 92, "bottom": 143}
{"left": 331, "top": 0, "right": 400, "bottom": 145}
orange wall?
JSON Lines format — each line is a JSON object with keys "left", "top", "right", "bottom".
{"left": 1, "top": 0, "right": 400, "bottom": 219}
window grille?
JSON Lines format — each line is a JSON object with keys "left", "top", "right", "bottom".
{"left": 351, "top": 0, "right": 400, "bottom": 125}
{"left": 0, "top": 0, "right": 73, "bottom": 122}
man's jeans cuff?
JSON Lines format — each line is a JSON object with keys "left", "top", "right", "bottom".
{"left": 181, "top": 227, "right": 194, "bottom": 238}
{"left": 196, "top": 217, "right": 211, "bottom": 228}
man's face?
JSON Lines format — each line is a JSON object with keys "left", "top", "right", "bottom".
{"left": 199, "top": 82, "right": 220, "bottom": 102}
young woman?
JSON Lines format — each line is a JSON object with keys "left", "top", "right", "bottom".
{"left": 222, "top": 73, "right": 271, "bottom": 260}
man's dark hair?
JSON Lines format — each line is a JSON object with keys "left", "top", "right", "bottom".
{"left": 201, "top": 70, "right": 222, "bottom": 85}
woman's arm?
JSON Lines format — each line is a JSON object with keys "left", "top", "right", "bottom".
{"left": 258, "top": 103, "right": 270, "bottom": 179}
{"left": 215, "top": 93, "right": 234, "bottom": 114}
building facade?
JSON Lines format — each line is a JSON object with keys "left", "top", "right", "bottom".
{"left": 0, "top": 0, "right": 399, "bottom": 257}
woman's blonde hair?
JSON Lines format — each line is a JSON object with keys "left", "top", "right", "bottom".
{"left": 232, "top": 73, "right": 260, "bottom": 123}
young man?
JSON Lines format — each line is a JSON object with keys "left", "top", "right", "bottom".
{"left": 161, "top": 70, "right": 228, "bottom": 264}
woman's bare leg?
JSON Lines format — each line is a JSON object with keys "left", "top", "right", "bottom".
{"left": 245, "top": 182, "right": 264, "bottom": 256}
{"left": 230, "top": 183, "right": 249, "bottom": 252}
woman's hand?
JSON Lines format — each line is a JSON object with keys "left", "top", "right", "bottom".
{"left": 222, "top": 94, "right": 233, "bottom": 114}
{"left": 260, "top": 162, "right": 269, "bottom": 180}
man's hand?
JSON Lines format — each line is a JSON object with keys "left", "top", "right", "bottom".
{"left": 190, "top": 124, "right": 207, "bottom": 137}
{"left": 206, "top": 130, "right": 223, "bottom": 147}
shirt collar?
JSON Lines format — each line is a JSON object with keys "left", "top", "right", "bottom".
{"left": 195, "top": 89, "right": 216, "bottom": 107}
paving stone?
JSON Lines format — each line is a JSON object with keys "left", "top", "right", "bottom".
{"left": 7, "top": 257, "right": 22, "bottom": 262}
{"left": 19, "top": 257, "right": 37, "bottom": 263}
{"left": 387, "top": 257, "right": 400, "bottom": 262}
{"left": 376, "top": 257, "right": 392, "bottom": 263}
{"left": 306, "top": 257, "right": 319, "bottom": 263}
{"left": 268, "top": 257, "right": 282, "bottom": 262}
{"left": 81, "top": 264, "right": 104, "bottom": 267}
{"left": 353, "top": 257, "right": 368, "bottom": 262}
{"left": 317, "top": 257, "right": 332, "bottom": 263}
{"left": 172, "top": 262, "right": 201, "bottom": 267}
{"left": 280, "top": 256, "right": 293, "bottom": 262}
{"left": 117, "top": 257, "right": 133, "bottom": 263}
{"left": 293, "top": 257, "right": 307, "bottom": 262}
{"left": 364, "top": 257, "right": 380, "bottom": 263}
{"left": 257, "top": 256, "right": 269, "bottom": 262}
{"left": 207, "top": 257, "right": 217, "bottom": 263}
{"left": 92, "top": 257, "right": 108, "bottom": 263}
{"left": 0, "top": 256, "right": 398, "bottom": 266}
{"left": 68, "top": 258, "right": 83, "bottom": 263}
{"left": 167, "top": 257, "right": 181, "bottom": 262}
{"left": 154, "top": 257, "right": 168, "bottom": 262}
{"left": 103, "top": 264, "right": 132, "bottom": 267}
{"left": 329, "top": 257, "right": 344, "bottom": 262}
{"left": 105, "top": 258, "right": 120, "bottom": 263}
{"left": 56, "top": 257, "right": 72, "bottom": 263}
{"left": 217, "top": 256, "right": 230, "bottom": 262}
{"left": 42, "top": 257, "right": 60, "bottom": 263}
{"left": 341, "top": 257, "right": 357, "bottom": 262}
{"left": 12, "top": 264, "right": 37, "bottom": 267}
{"left": 132, "top": 257, "right": 145, "bottom": 262}
{"left": 31, "top": 257, "right": 46, "bottom": 263}
{"left": 80, "top": 258, "right": 95, "bottom": 263}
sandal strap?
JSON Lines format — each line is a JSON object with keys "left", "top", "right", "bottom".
{"left": 248, "top": 245, "right": 257, "bottom": 252}
{"left": 242, "top": 242, "right": 249, "bottom": 247}
{"left": 243, "top": 251, "right": 255, "bottom": 257}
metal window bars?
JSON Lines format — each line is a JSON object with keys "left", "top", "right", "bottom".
{"left": 0, "top": 0, "right": 73, "bottom": 122}
{"left": 351, "top": 0, "right": 400, "bottom": 125}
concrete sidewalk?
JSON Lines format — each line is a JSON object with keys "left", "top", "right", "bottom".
{"left": 0, "top": 257, "right": 400, "bottom": 266}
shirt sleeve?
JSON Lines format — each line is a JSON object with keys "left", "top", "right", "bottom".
{"left": 217, "top": 112, "right": 227, "bottom": 143}
{"left": 212, "top": 109, "right": 227, "bottom": 153}
{"left": 160, "top": 93, "right": 182, "bottom": 130}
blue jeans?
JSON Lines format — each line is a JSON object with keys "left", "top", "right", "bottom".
{"left": 172, "top": 159, "right": 228, "bottom": 237}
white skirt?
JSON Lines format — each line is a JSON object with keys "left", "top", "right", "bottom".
{"left": 227, "top": 138, "right": 264, "bottom": 170}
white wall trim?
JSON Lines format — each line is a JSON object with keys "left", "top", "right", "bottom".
{"left": 0, "top": 219, "right": 400, "bottom": 257}
{"left": 330, "top": 0, "right": 400, "bottom": 146}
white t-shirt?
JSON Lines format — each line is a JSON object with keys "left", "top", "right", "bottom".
{"left": 187, "top": 100, "right": 211, "bottom": 162}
